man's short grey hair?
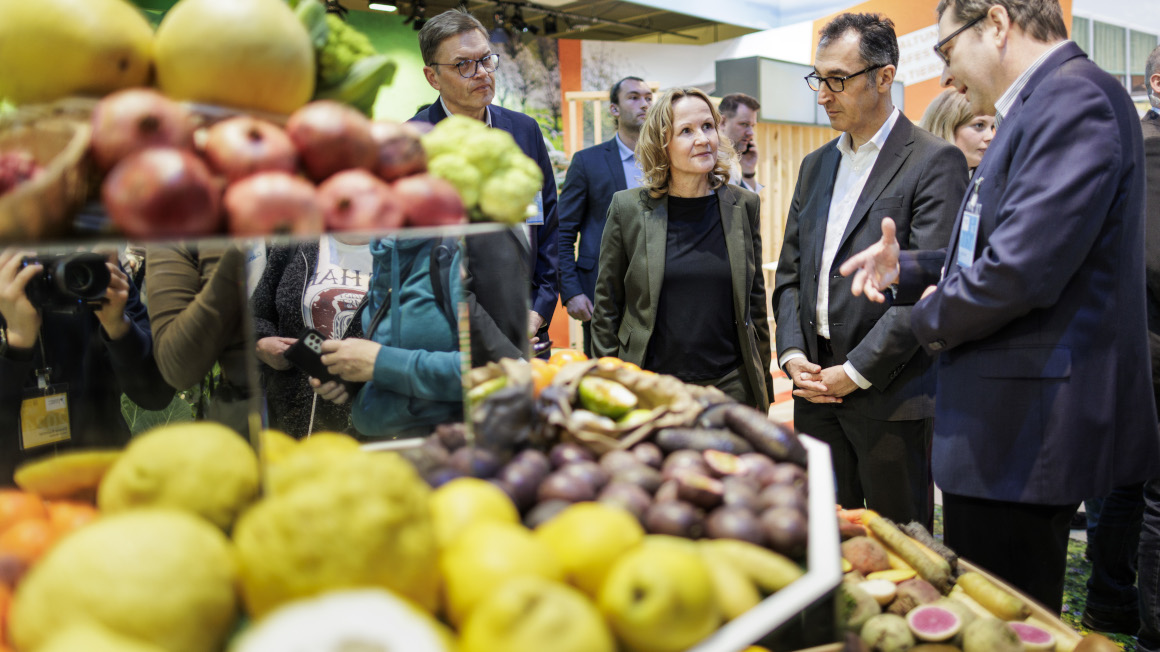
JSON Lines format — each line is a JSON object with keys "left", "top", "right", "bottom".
{"left": 418, "top": 8, "right": 489, "bottom": 66}
{"left": 936, "top": 0, "right": 1068, "bottom": 43}
{"left": 818, "top": 13, "right": 899, "bottom": 88}
{"left": 1146, "top": 44, "right": 1160, "bottom": 104}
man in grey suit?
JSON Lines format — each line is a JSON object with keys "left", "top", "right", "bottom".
{"left": 558, "top": 77, "right": 653, "bottom": 356}
{"left": 773, "top": 12, "right": 967, "bottom": 527}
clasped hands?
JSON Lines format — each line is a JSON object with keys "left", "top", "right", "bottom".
{"left": 785, "top": 358, "right": 858, "bottom": 404}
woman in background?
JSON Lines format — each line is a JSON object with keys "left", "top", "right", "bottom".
{"left": 591, "top": 87, "right": 772, "bottom": 411}
{"left": 919, "top": 88, "right": 995, "bottom": 177}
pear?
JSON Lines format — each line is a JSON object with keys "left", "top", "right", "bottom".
{"left": 0, "top": 0, "right": 152, "bottom": 104}
{"left": 459, "top": 577, "right": 615, "bottom": 652}
{"left": 153, "top": 0, "right": 314, "bottom": 115}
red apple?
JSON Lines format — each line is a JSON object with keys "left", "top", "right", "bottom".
{"left": 285, "top": 100, "right": 377, "bottom": 182}
{"left": 224, "top": 172, "right": 323, "bottom": 236}
{"left": 317, "top": 169, "right": 404, "bottom": 233}
{"left": 102, "top": 147, "right": 222, "bottom": 238}
{"left": 394, "top": 174, "right": 466, "bottom": 227}
{"left": 371, "top": 120, "right": 427, "bottom": 181}
{"left": 203, "top": 116, "right": 298, "bottom": 182}
{"left": 90, "top": 88, "right": 196, "bottom": 170}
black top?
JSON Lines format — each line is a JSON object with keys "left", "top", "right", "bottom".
{"left": 644, "top": 194, "right": 742, "bottom": 381}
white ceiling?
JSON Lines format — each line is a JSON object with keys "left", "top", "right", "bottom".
{"left": 624, "top": 0, "right": 855, "bottom": 31}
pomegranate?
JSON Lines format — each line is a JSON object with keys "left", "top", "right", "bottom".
{"left": 224, "top": 172, "right": 323, "bottom": 236}
{"left": 393, "top": 174, "right": 465, "bottom": 227}
{"left": 285, "top": 100, "right": 377, "bottom": 182}
{"left": 203, "top": 116, "right": 298, "bottom": 182}
{"left": 317, "top": 169, "right": 404, "bottom": 233}
{"left": 102, "top": 147, "right": 223, "bottom": 238}
{"left": 90, "top": 88, "right": 196, "bottom": 170}
{"left": 371, "top": 121, "right": 426, "bottom": 181}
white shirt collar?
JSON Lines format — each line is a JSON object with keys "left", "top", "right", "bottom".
{"left": 837, "top": 106, "right": 900, "bottom": 157}
{"left": 614, "top": 133, "right": 635, "bottom": 161}
{"left": 439, "top": 95, "right": 492, "bottom": 127}
{"left": 995, "top": 40, "right": 1070, "bottom": 125}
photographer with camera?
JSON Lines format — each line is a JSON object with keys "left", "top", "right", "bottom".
{"left": 0, "top": 248, "right": 174, "bottom": 485}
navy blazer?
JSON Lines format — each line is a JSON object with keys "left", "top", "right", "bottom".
{"left": 898, "top": 42, "right": 1160, "bottom": 504}
{"left": 558, "top": 137, "right": 627, "bottom": 303}
{"left": 413, "top": 101, "right": 560, "bottom": 321}
{"left": 773, "top": 115, "right": 966, "bottom": 421}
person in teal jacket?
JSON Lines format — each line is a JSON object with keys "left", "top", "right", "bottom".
{"left": 312, "top": 236, "right": 463, "bottom": 439}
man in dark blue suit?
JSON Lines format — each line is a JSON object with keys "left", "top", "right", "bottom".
{"left": 558, "top": 77, "right": 653, "bottom": 356}
{"left": 841, "top": 0, "right": 1160, "bottom": 613}
{"left": 413, "top": 9, "right": 558, "bottom": 356}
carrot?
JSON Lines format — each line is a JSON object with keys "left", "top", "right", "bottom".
{"left": 865, "top": 514, "right": 953, "bottom": 593}
{"left": 837, "top": 508, "right": 868, "bottom": 524}
{"left": 956, "top": 571, "right": 1030, "bottom": 621}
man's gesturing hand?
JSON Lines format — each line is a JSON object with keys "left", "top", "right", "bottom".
{"left": 839, "top": 217, "right": 900, "bottom": 303}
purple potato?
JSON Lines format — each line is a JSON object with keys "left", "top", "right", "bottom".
{"left": 758, "top": 484, "right": 807, "bottom": 513}
{"left": 611, "top": 464, "right": 663, "bottom": 494}
{"left": 448, "top": 446, "right": 504, "bottom": 479}
{"left": 706, "top": 506, "right": 767, "bottom": 546}
{"left": 661, "top": 449, "right": 710, "bottom": 481}
{"left": 599, "top": 449, "right": 640, "bottom": 475}
{"left": 721, "top": 477, "right": 761, "bottom": 512}
{"left": 511, "top": 449, "right": 552, "bottom": 480}
{"left": 497, "top": 463, "right": 543, "bottom": 510}
{"left": 523, "top": 500, "right": 572, "bottom": 528}
{"left": 674, "top": 469, "right": 725, "bottom": 510}
{"left": 631, "top": 442, "right": 664, "bottom": 469}
{"left": 761, "top": 507, "right": 809, "bottom": 558}
{"left": 424, "top": 465, "right": 466, "bottom": 488}
{"left": 739, "top": 452, "right": 776, "bottom": 479}
{"left": 644, "top": 501, "right": 705, "bottom": 538}
{"left": 703, "top": 449, "right": 746, "bottom": 477}
{"left": 763, "top": 462, "right": 808, "bottom": 490}
{"left": 598, "top": 482, "right": 653, "bottom": 521}
{"left": 549, "top": 442, "right": 596, "bottom": 468}
{"left": 655, "top": 479, "right": 680, "bottom": 503}
{"left": 537, "top": 471, "right": 597, "bottom": 503}
{"left": 559, "top": 461, "right": 611, "bottom": 491}
{"left": 434, "top": 422, "right": 468, "bottom": 451}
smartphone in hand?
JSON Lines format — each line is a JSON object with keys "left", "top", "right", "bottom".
{"left": 283, "top": 328, "right": 341, "bottom": 384}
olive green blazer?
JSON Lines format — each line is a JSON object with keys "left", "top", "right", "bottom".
{"left": 591, "top": 184, "right": 773, "bottom": 411}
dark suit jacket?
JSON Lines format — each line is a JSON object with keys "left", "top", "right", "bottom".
{"left": 773, "top": 114, "right": 967, "bottom": 421}
{"left": 1143, "top": 111, "right": 1160, "bottom": 368}
{"left": 898, "top": 42, "right": 1160, "bottom": 504}
{"left": 592, "top": 185, "right": 773, "bottom": 411}
{"left": 412, "top": 101, "right": 559, "bottom": 322}
{"left": 558, "top": 137, "right": 627, "bottom": 303}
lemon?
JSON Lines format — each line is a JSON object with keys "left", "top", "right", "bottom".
{"left": 265, "top": 430, "right": 362, "bottom": 496}
{"left": 597, "top": 538, "right": 722, "bottom": 652}
{"left": 440, "top": 521, "right": 563, "bottom": 626}
{"left": 429, "top": 477, "right": 519, "bottom": 547}
{"left": 9, "top": 509, "right": 238, "bottom": 652}
{"left": 153, "top": 0, "right": 314, "bottom": 114}
{"left": 0, "top": 0, "right": 152, "bottom": 104}
{"left": 234, "top": 451, "right": 440, "bottom": 618}
{"left": 38, "top": 622, "right": 168, "bottom": 652}
{"left": 258, "top": 429, "right": 297, "bottom": 466}
{"left": 535, "top": 502, "right": 644, "bottom": 596}
{"left": 460, "top": 577, "right": 615, "bottom": 652}
{"left": 97, "top": 421, "right": 259, "bottom": 530}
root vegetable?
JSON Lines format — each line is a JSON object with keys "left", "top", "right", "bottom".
{"left": 955, "top": 572, "right": 1030, "bottom": 621}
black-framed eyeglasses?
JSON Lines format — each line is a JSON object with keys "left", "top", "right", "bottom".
{"left": 804, "top": 65, "right": 884, "bottom": 93}
{"left": 429, "top": 53, "right": 500, "bottom": 78}
{"left": 933, "top": 13, "right": 987, "bottom": 65}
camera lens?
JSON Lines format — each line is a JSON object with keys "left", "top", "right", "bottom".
{"left": 64, "top": 262, "right": 96, "bottom": 294}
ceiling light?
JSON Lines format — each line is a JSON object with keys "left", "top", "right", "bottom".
{"left": 368, "top": 2, "right": 397, "bottom": 11}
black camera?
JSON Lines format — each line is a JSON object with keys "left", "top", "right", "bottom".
{"left": 20, "top": 253, "right": 110, "bottom": 312}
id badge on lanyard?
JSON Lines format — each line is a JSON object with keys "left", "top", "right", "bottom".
{"left": 956, "top": 176, "right": 984, "bottom": 269}
{"left": 20, "top": 365, "right": 71, "bottom": 450}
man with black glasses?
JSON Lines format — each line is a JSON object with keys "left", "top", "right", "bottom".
{"left": 414, "top": 9, "right": 559, "bottom": 361}
{"left": 841, "top": 0, "right": 1160, "bottom": 613}
{"left": 773, "top": 13, "right": 966, "bottom": 530}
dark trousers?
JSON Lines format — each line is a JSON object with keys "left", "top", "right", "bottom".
{"left": 942, "top": 492, "right": 1078, "bottom": 614}
{"left": 1084, "top": 482, "right": 1145, "bottom": 620}
{"left": 1139, "top": 476, "right": 1160, "bottom": 652}
{"left": 792, "top": 336, "right": 933, "bottom": 530}
{"left": 581, "top": 319, "right": 593, "bottom": 358}
{"left": 686, "top": 365, "right": 760, "bottom": 410}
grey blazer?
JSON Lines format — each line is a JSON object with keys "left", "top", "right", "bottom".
{"left": 592, "top": 184, "right": 773, "bottom": 411}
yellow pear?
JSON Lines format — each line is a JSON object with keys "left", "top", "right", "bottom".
{"left": 153, "top": 0, "right": 314, "bottom": 114}
{"left": 429, "top": 478, "right": 519, "bottom": 548}
{"left": 459, "top": 577, "right": 615, "bottom": 652}
{"left": 0, "top": 0, "right": 152, "bottom": 104}
{"left": 534, "top": 502, "right": 644, "bottom": 596}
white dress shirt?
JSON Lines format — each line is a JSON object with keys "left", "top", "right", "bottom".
{"left": 779, "top": 107, "right": 900, "bottom": 390}
{"left": 993, "top": 40, "right": 1069, "bottom": 127}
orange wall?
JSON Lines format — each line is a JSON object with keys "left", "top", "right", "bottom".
{"left": 558, "top": 39, "right": 584, "bottom": 157}
{"left": 810, "top": 0, "right": 1073, "bottom": 119}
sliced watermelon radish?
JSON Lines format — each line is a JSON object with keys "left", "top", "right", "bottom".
{"left": 906, "top": 604, "right": 963, "bottom": 642}
{"left": 1009, "top": 621, "right": 1056, "bottom": 651}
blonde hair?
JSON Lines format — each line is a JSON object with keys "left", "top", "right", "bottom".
{"left": 635, "top": 88, "right": 734, "bottom": 199}
{"left": 919, "top": 89, "right": 975, "bottom": 144}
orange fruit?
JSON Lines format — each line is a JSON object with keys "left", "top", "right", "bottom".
{"left": 529, "top": 359, "right": 559, "bottom": 397}
{"left": 0, "top": 490, "right": 47, "bottom": 535}
{"left": 0, "top": 518, "right": 55, "bottom": 564}
{"left": 46, "top": 501, "right": 99, "bottom": 538}
{"left": 549, "top": 348, "right": 588, "bottom": 367}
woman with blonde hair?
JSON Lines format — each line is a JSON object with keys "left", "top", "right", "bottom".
{"left": 919, "top": 88, "right": 995, "bottom": 176}
{"left": 592, "top": 87, "right": 772, "bottom": 410}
